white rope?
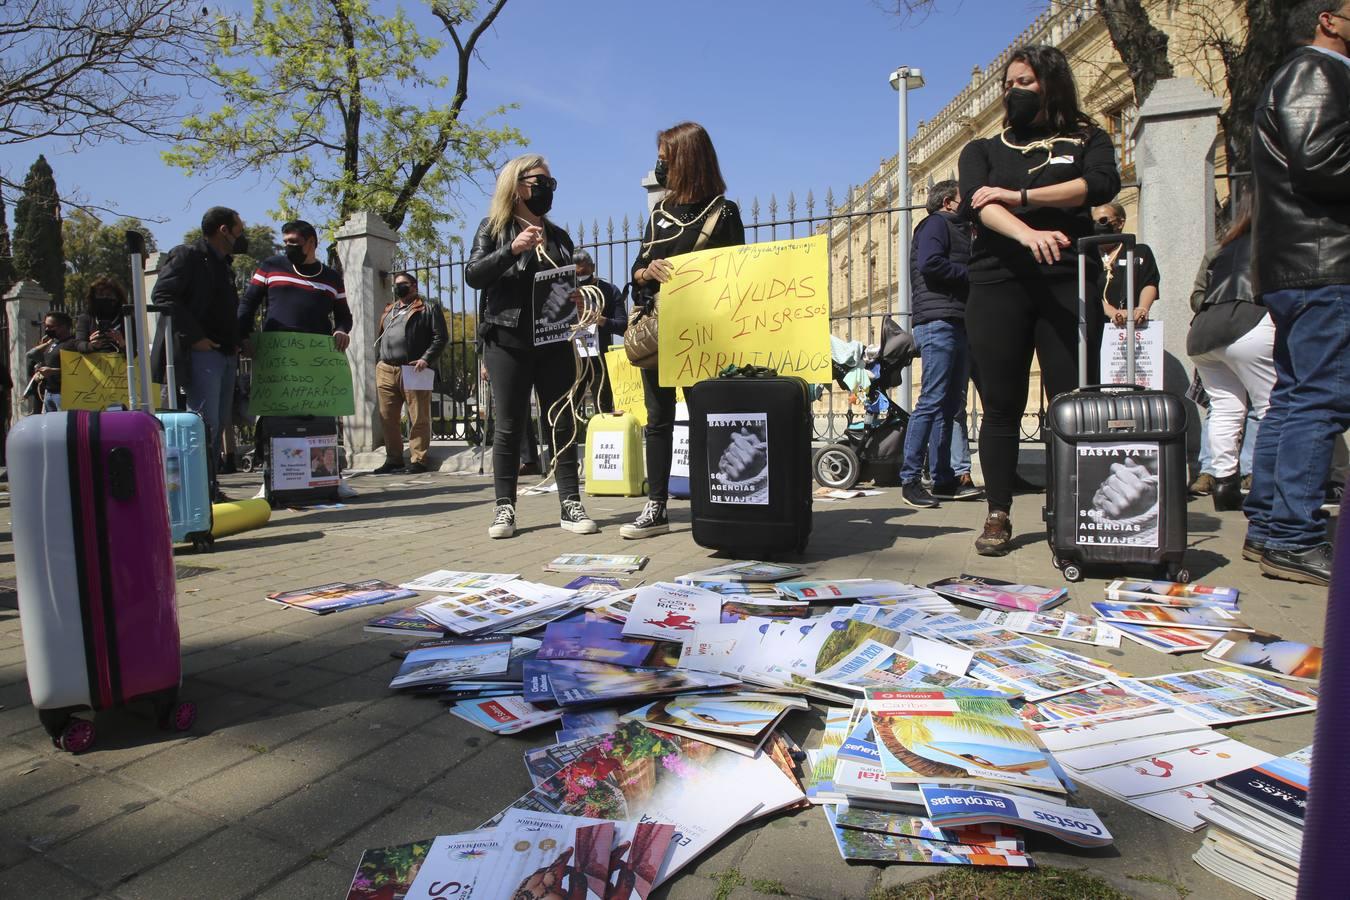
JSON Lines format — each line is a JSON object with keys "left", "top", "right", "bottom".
{"left": 997, "top": 129, "right": 1085, "bottom": 174}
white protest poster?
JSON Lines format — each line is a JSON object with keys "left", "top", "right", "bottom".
{"left": 1100, "top": 321, "right": 1164, "bottom": 389}
{"left": 532, "top": 264, "right": 578, "bottom": 346}
{"left": 590, "top": 430, "right": 625, "bottom": 481}
{"left": 1076, "top": 442, "right": 1161, "bottom": 548}
{"left": 574, "top": 325, "right": 600, "bottom": 358}
{"left": 271, "top": 436, "right": 340, "bottom": 491}
{"left": 671, "top": 423, "right": 691, "bottom": 479}
{"left": 400, "top": 364, "right": 435, "bottom": 391}
{"left": 706, "top": 412, "right": 769, "bottom": 505}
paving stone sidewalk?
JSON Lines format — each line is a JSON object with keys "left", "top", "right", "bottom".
{"left": 0, "top": 460, "right": 1328, "bottom": 899}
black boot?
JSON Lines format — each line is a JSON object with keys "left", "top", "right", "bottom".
{"left": 1212, "top": 474, "right": 1243, "bottom": 512}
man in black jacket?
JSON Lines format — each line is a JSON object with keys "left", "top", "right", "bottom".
{"left": 899, "top": 181, "right": 981, "bottom": 507}
{"left": 372, "top": 272, "right": 449, "bottom": 474}
{"left": 152, "top": 205, "right": 247, "bottom": 500}
{"left": 1243, "top": 0, "right": 1350, "bottom": 587}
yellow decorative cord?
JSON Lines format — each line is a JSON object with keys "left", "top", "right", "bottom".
{"left": 998, "top": 129, "right": 1085, "bottom": 174}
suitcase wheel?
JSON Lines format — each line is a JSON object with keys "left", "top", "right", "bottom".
{"left": 1168, "top": 566, "right": 1190, "bottom": 584}
{"left": 812, "top": 444, "right": 860, "bottom": 490}
{"left": 1061, "top": 563, "right": 1084, "bottom": 583}
{"left": 158, "top": 700, "right": 197, "bottom": 732}
{"left": 56, "top": 718, "right": 95, "bottom": 754}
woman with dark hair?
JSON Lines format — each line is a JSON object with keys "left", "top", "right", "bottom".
{"left": 957, "top": 44, "right": 1121, "bottom": 556}
{"left": 467, "top": 153, "right": 597, "bottom": 540}
{"left": 1187, "top": 193, "right": 1275, "bottom": 512}
{"left": 75, "top": 276, "right": 129, "bottom": 354}
{"left": 621, "top": 122, "right": 745, "bottom": 540}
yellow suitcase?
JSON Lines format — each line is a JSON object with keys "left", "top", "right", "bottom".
{"left": 584, "top": 413, "right": 647, "bottom": 496}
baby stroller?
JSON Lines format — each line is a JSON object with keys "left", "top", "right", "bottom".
{"left": 813, "top": 316, "right": 917, "bottom": 489}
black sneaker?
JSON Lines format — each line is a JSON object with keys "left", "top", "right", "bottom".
{"left": 560, "top": 497, "right": 598, "bottom": 534}
{"left": 488, "top": 502, "right": 517, "bottom": 539}
{"left": 1325, "top": 482, "right": 1345, "bottom": 510}
{"left": 901, "top": 482, "right": 940, "bottom": 509}
{"left": 1241, "top": 537, "right": 1266, "bottom": 562}
{"left": 402, "top": 461, "right": 428, "bottom": 475}
{"left": 1260, "top": 543, "right": 1332, "bottom": 587}
{"left": 372, "top": 461, "right": 403, "bottom": 475}
{"left": 620, "top": 500, "right": 669, "bottom": 539}
{"left": 931, "top": 474, "right": 983, "bottom": 501}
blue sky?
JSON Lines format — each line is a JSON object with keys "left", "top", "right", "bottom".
{"left": 7, "top": 0, "right": 1048, "bottom": 250}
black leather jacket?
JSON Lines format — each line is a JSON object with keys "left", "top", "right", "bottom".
{"left": 465, "top": 216, "right": 574, "bottom": 330}
{"left": 1251, "top": 46, "right": 1350, "bottom": 295}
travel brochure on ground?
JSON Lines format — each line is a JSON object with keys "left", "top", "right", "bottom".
{"left": 266, "top": 580, "right": 418, "bottom": 614}
{"left": 335, "top": 552, "right": 1317, "bottom": 895}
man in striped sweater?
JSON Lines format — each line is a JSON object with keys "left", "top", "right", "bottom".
{"left": 238, "top": 220, "right": 352, "bottom": 345}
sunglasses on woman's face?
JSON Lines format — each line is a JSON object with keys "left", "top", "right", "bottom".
{"left": 519, "top": 174, "right": 558, "bottom": 191}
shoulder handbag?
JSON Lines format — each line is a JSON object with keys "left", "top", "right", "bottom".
{"left": 624, "top": 201, "right": 724, "bottom": 370}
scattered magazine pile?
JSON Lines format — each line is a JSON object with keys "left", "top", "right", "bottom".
{"left": 1094, "top": 580, "right": 1243, "bottom": 655}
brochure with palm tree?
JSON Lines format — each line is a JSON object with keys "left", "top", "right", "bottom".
{"left": 865, "top": 689, "right": 1065, "bottom": 795}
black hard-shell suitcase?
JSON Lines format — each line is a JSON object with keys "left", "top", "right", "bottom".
{"left": 688, "top": 367, "right": 812, "bottom": 557}
{"left": 1043, "top": 234, "right": 1189, "bottom": 583}
{"left": 262, "top": 415, "right": 341, "bottom": 509}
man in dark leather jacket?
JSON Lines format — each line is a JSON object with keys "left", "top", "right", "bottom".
{"left": 1243, "top": 0, "right": 1350, "bottom": 587}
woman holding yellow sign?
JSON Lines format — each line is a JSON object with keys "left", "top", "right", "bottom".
{"left": 623, "top": 122, "right": 745, "bottom": 540}
{"left": 467, "top": 153, "right": 597, "bottom": 540}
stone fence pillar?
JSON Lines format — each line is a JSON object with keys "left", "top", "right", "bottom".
{"left": 6, "top": 280, "right": 53, "bottom": 424}
{"left": 335, "top": 211, "right": 399, "bottom": 458}
{"left": 1132, "top": 77, "right": 1222, "bottom": 394}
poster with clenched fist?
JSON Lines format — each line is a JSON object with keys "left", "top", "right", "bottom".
{"left": 706, "top": 412, "right": 769, "bottom": 505}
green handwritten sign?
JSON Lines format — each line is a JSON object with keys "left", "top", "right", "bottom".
{"left": 249, "top": 331, "right": 355, "bottom": 417}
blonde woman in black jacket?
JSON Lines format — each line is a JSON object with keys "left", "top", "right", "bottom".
{"left": 466, "top": 153, "right": 596, "bottom": 539}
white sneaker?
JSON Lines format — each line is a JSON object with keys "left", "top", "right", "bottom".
{"left": 488, "top": 502, "right": 517, "bottom": 539}
{"left": 560, "top": 498, "right": 598, "bottom": 534}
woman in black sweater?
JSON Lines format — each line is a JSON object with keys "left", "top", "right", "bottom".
{"left": 466, "top": 153, "right": 596, "bottom": 540}
{"left": 621, "top": 122, "right": 745, "bottom": 539}
{"left": 958, "top": 44, "right": 1121, "bottom": 556}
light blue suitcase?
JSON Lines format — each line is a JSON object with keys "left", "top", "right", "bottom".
{"left": 139, "top": 300, "right": 214, "bottom": 551}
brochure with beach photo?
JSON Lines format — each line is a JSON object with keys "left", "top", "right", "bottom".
{"left": 823, "top": 806, "right": 1033, "bottom": 867}
{"left": 1104, "top": 579, "right": 1239, "bottom": 608}
{"left": 864, "top": 689, "right": 1065, "bottom": 795}
{"left": 926, "top": 575, "right": 1068, "bottom": 613}
{"left": 266, "top": 580, "right": 418, "bottom": 614}
{"left": 1090, "top": 601, "right": 1251, "bottom": 632}
{"left": 808, "top": 639, "right": 988, "bottom": 696}
{"left": 415, "top": 580, "right": 577, "bottom": 636}
{"left": 620, "top": 692, "right": 805, "bottom": 756}
{"left": 388, "top": 638, "right": 512, "bottom": 689}
{"left": 1116, "top": 668, "right": 1317, "bottom": 725}
{"left": 1202, "top": 631, "right": 1321, "bottom": 683}
{"left": 488, "top": 721, "right": 805, "bottom": 886}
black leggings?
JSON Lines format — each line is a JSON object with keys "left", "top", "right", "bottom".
{"left": 641, "top": 366, "right": 677, "bottom": 501}
{"left": 966, "top": 276, "right": 1091, "bottom": 513}
{"left": 483, "top": 341, "right": 580, "bottom": 504}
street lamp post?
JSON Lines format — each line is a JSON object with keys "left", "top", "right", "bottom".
{"left": 890, "top": 65, "right": 924, "bottom": 413}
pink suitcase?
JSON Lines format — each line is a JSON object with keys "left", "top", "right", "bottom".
{"left": 8, "top": 410, "right": 195, "bottom": 751}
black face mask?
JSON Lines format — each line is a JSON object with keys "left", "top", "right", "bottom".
{"left": 1093, "top": 222, "right": 1118, "bottom": 237}
{"left": 44, "top": 328, "right": 58, "bottom": 339}
{"left": 525, "top": 183, "right": 554, "bottom": 217}
{"left": 284, "top": 244, "right": 307, "bottom": 266}
{"left": 1004, "top": 87, "right": 1042, "bottom": 129}
{"left": 394, "top": 283, "right": 413, "bottom": 299}
{"left": 654, "top": 159, "right": 669, "bottom": 187}
{"left": 229, "top": 231, "right": 249, "bottom": 255}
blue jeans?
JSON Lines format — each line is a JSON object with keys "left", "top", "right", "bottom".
{"left": 187, "top": 349, "right": 238, "bottom": 489}
{"left": 951, "top": 381, "right": 972, "bottom": 477}
{"left": 900, "top": 320, "right": 969, "bottom": 485}
{"left": 1244, "top": 285, "right": 1350, "bottom": 549}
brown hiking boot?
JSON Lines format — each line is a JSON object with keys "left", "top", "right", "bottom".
{"left": 1189, "top": 473, "right": 1216, "bottom": 496}
{"left": 975, "top": 511, "right": 1012, "bottom": 557}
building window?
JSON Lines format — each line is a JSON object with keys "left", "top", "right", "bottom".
{"left": 1105, "top": 103, "right": 1137, "bottom": 172}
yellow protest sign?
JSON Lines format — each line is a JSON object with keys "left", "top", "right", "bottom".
{"left": 656, "top": 234, "right": 831, "bottom": 387}
{"left": 603, "top": 347, "right": 686, "bottom": 426}
{"left": 60, "top": 351, "right": 162, "bottom": 411}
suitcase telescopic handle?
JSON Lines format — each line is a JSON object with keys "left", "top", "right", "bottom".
{"left": 124, "top": 230, "right": 156, "bottom": 411}
{"left": 1076, "top": 232, "right": 1137, "bottom": 390}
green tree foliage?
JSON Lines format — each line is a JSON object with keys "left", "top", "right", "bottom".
{"left": 0, "top": 189, "right": 15, "bottom": 298}
{"left": 12, "top": 155, "right": 64, "bottom": 308}
{"left": 180, "top": 224, "right": 281, "bottom": 293}
{"left": 63, "top": 210, "right": 159, "bottom": 308}
{"left": 165, "top": 0, "right": 519, "bottom": 253}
